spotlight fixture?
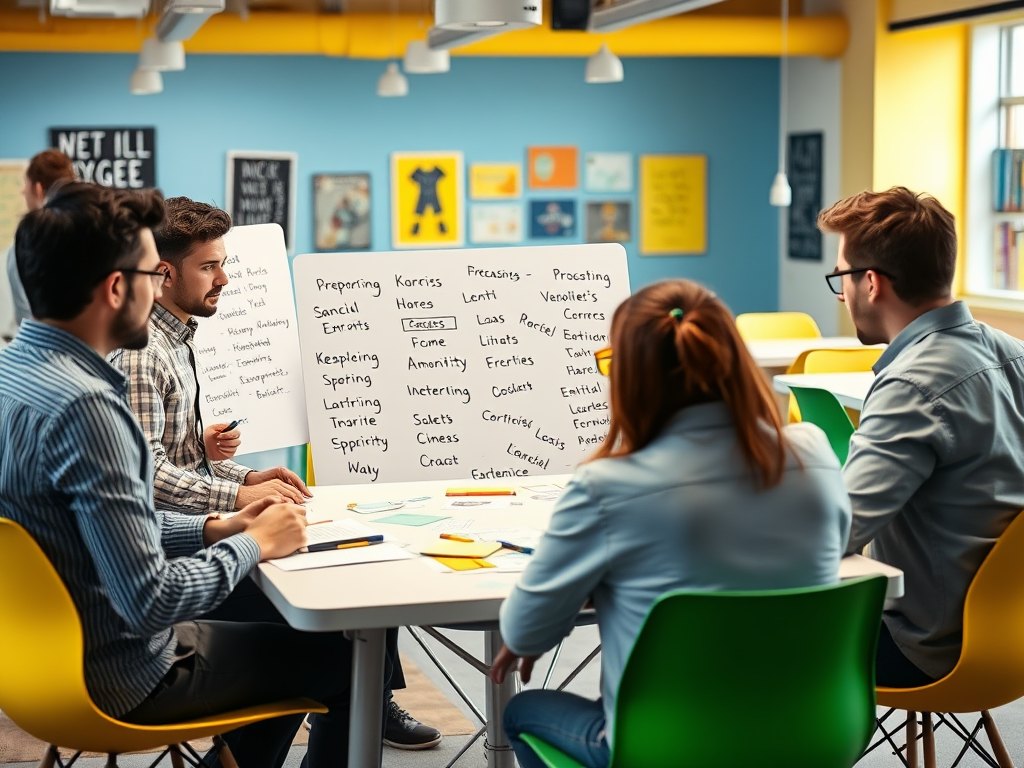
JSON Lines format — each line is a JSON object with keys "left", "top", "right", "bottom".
{"left": 585, "top": 44, "right": 624, "bottom": 83}
{"left": 435, "top": 0, "right": 542, "bottom": 31}
{"left": 377, "top": 62, "right": 409, "bottom": 97}
{"left": 404, "top": 40, "right": 450, "bottom": 74}
{"left": 129, "top": 67, "right": 164, "bottom": 95}
{"left": 139, "top": 37, "right": 185, "bottom": 71}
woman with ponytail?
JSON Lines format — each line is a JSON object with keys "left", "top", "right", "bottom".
{"left": 491, "top": 279, "right": 851, "bottom": 768}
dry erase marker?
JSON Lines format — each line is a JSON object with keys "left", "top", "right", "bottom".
{"left": 440, "top": 534, "right": 474, "bottom": 543}
{"left": 307, "top": 534, "right": 384, "bottom": 553}
{"left": 497, "top": 540, "right": 535, "bottom": 555}
{"left": 217, "top": 420, "right": 240, "bottom": 434}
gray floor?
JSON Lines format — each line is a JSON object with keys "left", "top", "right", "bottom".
{"left": 7, "top": 624, "right": 1024, "bottom": 768}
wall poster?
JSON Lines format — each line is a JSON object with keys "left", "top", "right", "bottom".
{"left": 787, "top": 132, "right": 824, "bottom": 261}
{"left": 226, "top": 151, "right": 297, "bottom": 252}
{"left": 639, "top": 154, "right": 707, "bottom": 255}
{"left": 391, "top": 151, "right": 464, "bottom": 249}
{"left": 50, "top": 127, "right": 156, "bottom": 189}
{"left": 313, "top": 173, "right": 371, "bottom": 251}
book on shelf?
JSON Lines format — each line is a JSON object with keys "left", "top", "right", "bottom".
{"left": 992, "top": 220, "right": 1024, "bottom": 290}
{"left": 991, "top": 149, "right": 1024, "bottom": 212}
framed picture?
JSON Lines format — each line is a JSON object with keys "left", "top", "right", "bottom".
{"left": 469, "top": 163, "right": 521, "bottom": 200}
{"left": 586, "top": 201, "right": 632, "bottom": 244}
{"left": 585, "top": 152, "right": 633, "bottom": 193}
{"left": 527, "top": 146, "right": 578, "bottom": 190}
{"left": 639, "top": 154, "right": 707, "bottom": 256}
{"left": 471, "top": 204, "right": 523, "bottom": 244}
{"left": 529, "top": 200, "right": 576, "bottom": 238}
{"left": 391, "top": 151, "right": 464, "bottom": 249}
{"left": 313, "top": 173, "right": 371, "bottom": 251}
{"left": 225, "top": 150, "right": 297, "bottom": 251}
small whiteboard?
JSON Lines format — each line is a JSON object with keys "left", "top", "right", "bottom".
{"left": 294, "top": 243, "right": 630, "bottom": 485}
{"left": 194, "top": 224, "right": 309, "bottom": 456}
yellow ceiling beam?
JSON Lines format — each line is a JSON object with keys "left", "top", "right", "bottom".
{"left": 0, "top": 11, "right": 848, "bottom": 58}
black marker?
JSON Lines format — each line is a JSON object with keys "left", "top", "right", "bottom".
{"left": 217, "top": 419, "right": 240, "bottom": 434}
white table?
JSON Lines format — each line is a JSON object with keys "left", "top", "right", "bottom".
{"left": 747, "top": 336, "right": 878, "bottom": 369}
{"left": 253, "top": 476, "right": 904, "bottom": 768}
{"left": 773, "top": 371, "right": 875, "bottom": 411}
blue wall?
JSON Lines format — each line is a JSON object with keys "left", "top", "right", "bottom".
{"left": 0, "top": 52, "right": 780, "bottom": 313}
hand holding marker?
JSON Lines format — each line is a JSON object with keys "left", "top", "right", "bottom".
{"left": 217, "top": 419, "right": 240, "bottom": 435}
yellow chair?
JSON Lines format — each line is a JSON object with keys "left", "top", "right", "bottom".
{"left": 870, "top": 510, "right": 1024, "bottom": 768}
{"left": 785, "top": 347, "right": 882, "bottom": 424}
{"left": 0, "top": 518, "right": 326, "bottom": 767}
{"left": 306, "top": 444, "right": 316, "bottom": 487}
{"left": 735, "top": 311, "right": 821, "bottom": 341}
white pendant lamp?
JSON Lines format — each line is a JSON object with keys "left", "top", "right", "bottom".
{"left": 377, "top": 62, "right": 409, "bottom": 97}
{"left": 404, "top": 40, "right": 450, "bottom": 74}
{"left": 435, "top": 0, "right": 541, "bottom": 30}
{"left": 139, "top": 37, "right": 186, "bottom": 71}
{"left": 770, "top": 0, "right": 791, "bottom": 207}
{"left": 129, "top": 67, "right": 164, "bottom": 95}
{"left": 585, "top": 44, "right": 624, "bottom": 83}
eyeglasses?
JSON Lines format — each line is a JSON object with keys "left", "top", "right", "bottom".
{"left": 824, "top": 267, "right": 896, "bottom": 296}
{"left": 119, "top": 268, "right": 168, "bottom": 292}
{"left": 594, "top": 346, "right": 612, "bottom": 376}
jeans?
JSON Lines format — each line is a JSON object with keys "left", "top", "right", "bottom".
{"left": 504, "top": 690, "right": 610, "bottom": 768}
{"left": 875, "top": 620, "right": 940, "bottom": 688}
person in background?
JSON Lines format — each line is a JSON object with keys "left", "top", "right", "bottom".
{"left": 491, "top": 279, "right": 852, "bottom": 768}
{"left": 109, "top": 195, "right": 441, "bottom": 751}
{"left": 109, "top": 198, "right": 310, "bottom": 513}
{"left": 2, "top": 149, "right": 76, "bottom": 339}
{"left": 820, "top": 187, "right": 1024, "bottom": 687}
{"left": 0, "top": 181, "right": 377, "bottom": 768}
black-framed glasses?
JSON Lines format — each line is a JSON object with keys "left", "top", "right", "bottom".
{"left": 594, "top": 346, "right": 612, "bottom": 376}
{"left": 118, "top": 268, "right": 168, "bottom": 291}
{"left": 825, "top": 267, "right": 895, "bottom": 296}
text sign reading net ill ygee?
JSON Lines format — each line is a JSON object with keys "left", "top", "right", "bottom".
{"left": 50, "top": 127, "right": 156, "bottom": 189}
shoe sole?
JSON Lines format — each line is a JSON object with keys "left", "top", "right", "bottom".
{"left": 383, "top": 736, "right": 443, "bottom": 750}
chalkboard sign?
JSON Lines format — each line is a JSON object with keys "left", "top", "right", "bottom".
{"left": 50, "top": 127, "right": 156, "bottom": 189}
{"left": 787, "top": 132, "right": 823, "bottom": 261}
{"left": 226, "top": 151, "right": 297, "bottom": 252}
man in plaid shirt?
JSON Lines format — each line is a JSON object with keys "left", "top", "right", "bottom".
{"left": 110, "top": 198, "right": 309, "bottom": 512}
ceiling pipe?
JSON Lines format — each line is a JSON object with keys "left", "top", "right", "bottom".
{"left": 0, "top": 11, "right": 849, "bottom": 59}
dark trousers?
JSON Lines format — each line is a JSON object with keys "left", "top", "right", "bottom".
{"left": 876, "top": 620, "right": 940, "bottom": 689}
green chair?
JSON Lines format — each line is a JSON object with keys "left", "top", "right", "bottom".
{"left": 519, "top": 575, "right": 887, "bottom": 768}
{"left": 789, "top": 385, "right": 856, "bottom": 464}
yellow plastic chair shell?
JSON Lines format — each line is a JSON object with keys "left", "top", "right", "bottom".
{"left": 306, "top": 444, "right": 316, "bottom": 487}
{"left": 735, "top": 311, "right": 821, "bottom": 342}
{"left": 875, "top": 510, "right": 1024, "bottom": 768}
{"left": 0, "top": 518, "right": 326, "bottom": 757}
{"left": 786, "top": 347, "right": 882, "bottom": 425}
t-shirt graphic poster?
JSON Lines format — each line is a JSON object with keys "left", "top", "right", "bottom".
{"left": 391, "top": 151, "right": 464, "bottom": 249}
{"left": 293, "top": 243, "right": 630, "bottom": 485}
{"left": 193, "top": 223, "right": 309, "bottom": 456}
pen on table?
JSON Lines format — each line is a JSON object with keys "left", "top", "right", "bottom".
{"left": 307, "top": 535, "right": 384, "bottom": 553}
{"left": 217, "top": 419, "right": 240, "bottom": 434}
{"left": 307, "top": 519, "right": 334, "bottom": 527}
{"left": 440, "top": 533, "right": 474, "bottom": 543}
{"left": 497, "top": 540, "right": 535, "bottom": 555}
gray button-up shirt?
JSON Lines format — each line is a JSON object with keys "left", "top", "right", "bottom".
{"left": 845, "top": 301, "right": 1024, "bottom": 678}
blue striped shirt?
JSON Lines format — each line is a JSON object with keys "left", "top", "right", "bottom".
{"left": 0, "top": 321, "right": 261, "bottom": 716}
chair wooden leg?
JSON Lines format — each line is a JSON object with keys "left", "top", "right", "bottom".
{"left": 37, "top": 745, "right": 58, "bottom": 768}
{"left": 213, "top": 736, "right": 239, "bottom": 768}
{"left": 104, "top": 754, "right": 117, "bottom": 768}
{"left": 169, "top": 746, "right": 186, "bottom": 768}
{"left": 906, "top": 711, "right": 919, "bottom": 768}
{"left": 923, "top": 712, "right": 936, "bottom": 768}
{"left": 981, "top": 710, "right": 1016, "bottom": 768}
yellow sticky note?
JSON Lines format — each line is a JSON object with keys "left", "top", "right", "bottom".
{"left": 434, "top": 557, "right": 496, "bottom": 571}
{"left": 420, "top": 541, "right": 502, "bottom": 559}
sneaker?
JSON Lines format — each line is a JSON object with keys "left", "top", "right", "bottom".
{"left": 383, "top": 700, "right": 442, "bottom": 750}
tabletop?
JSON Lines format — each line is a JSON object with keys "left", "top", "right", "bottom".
{"left": 253, "top": 475, "right": 904, "bottom": 632}
{"left": 748, "top": 336, "right": 879, "bottom": 369}
{"left": 773, "top": 371, "right": 875, "bottom": 411}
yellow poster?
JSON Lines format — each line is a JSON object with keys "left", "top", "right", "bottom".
{"left": 0, "top": 160, "right": 28, "bottom": 250}
{"left": 469, "top": 163, "right": 521, "bottom": 200}
{"left": 639, "top": 155, "right": 707, "bottom": 255}
{"left": 391, "top": 151, "right": 464, "bottom": 249}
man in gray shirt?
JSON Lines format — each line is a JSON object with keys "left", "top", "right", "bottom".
{"left": 3, "top": 149, "right": 77, "bottom": 339}
{"left": 819, "top": 187, "right": 1024, "bottom": 687}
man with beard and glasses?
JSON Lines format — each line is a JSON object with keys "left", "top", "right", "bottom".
{"left": 819, "top": 187, "right": 1024, "bottom": 688}
{"left": 0, "top": 181, "right": 378, "bottom": 768}
{"left": 110, "top": 197, "right": 310, "bottom": 514}
{"left": 109, "top": 197, "right": 442, "bottom": 751}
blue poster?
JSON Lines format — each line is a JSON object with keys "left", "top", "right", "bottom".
{"left": 530, "top": 200, "right": 576, "bottom": 238}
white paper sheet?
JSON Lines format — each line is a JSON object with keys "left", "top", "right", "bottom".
{"left": 268, "top": 543, "right": 414, "bottom": 572}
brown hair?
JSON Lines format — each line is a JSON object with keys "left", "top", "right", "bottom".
{"left": 154, "top": 196, "right": 232, "bottom": 267}
{"left": 592, "top": 279, "right": 790, "bottom": 489}
{"left": 817, "top": 186, "right": 957, "bottom": 306}
{"left": 26, "top": 149, "right": 76, "bottom": 194}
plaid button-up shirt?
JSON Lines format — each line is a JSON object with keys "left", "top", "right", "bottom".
{"left": 110, "top": 303, "right": 251, "bottom": 512}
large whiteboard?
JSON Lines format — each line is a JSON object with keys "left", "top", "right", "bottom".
{"left": 194, "top": 223, "right": 309, "bottom": 456}
{"left": 294, "top": 244, "right": 630, "bottom": 485}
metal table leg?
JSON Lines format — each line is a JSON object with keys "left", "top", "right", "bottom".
{"left": 347, "top": 627, "right": 386, "bottom": 768}
{"left": 484, "top": 630, "right": 516, "bottom": 768}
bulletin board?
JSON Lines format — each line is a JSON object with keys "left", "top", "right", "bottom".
{"left": 0, "top": 160, "right": 28, "bottom": 250}
{"left": 639, "top": 154, "right": 707, "bottom": 256}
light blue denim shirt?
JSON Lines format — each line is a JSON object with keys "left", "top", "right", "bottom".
{"left": 499, "top": 402, "right": 851, "bottom": 746}
{"left": 844, "top": 301, "right": 1024, "bottom": 678}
